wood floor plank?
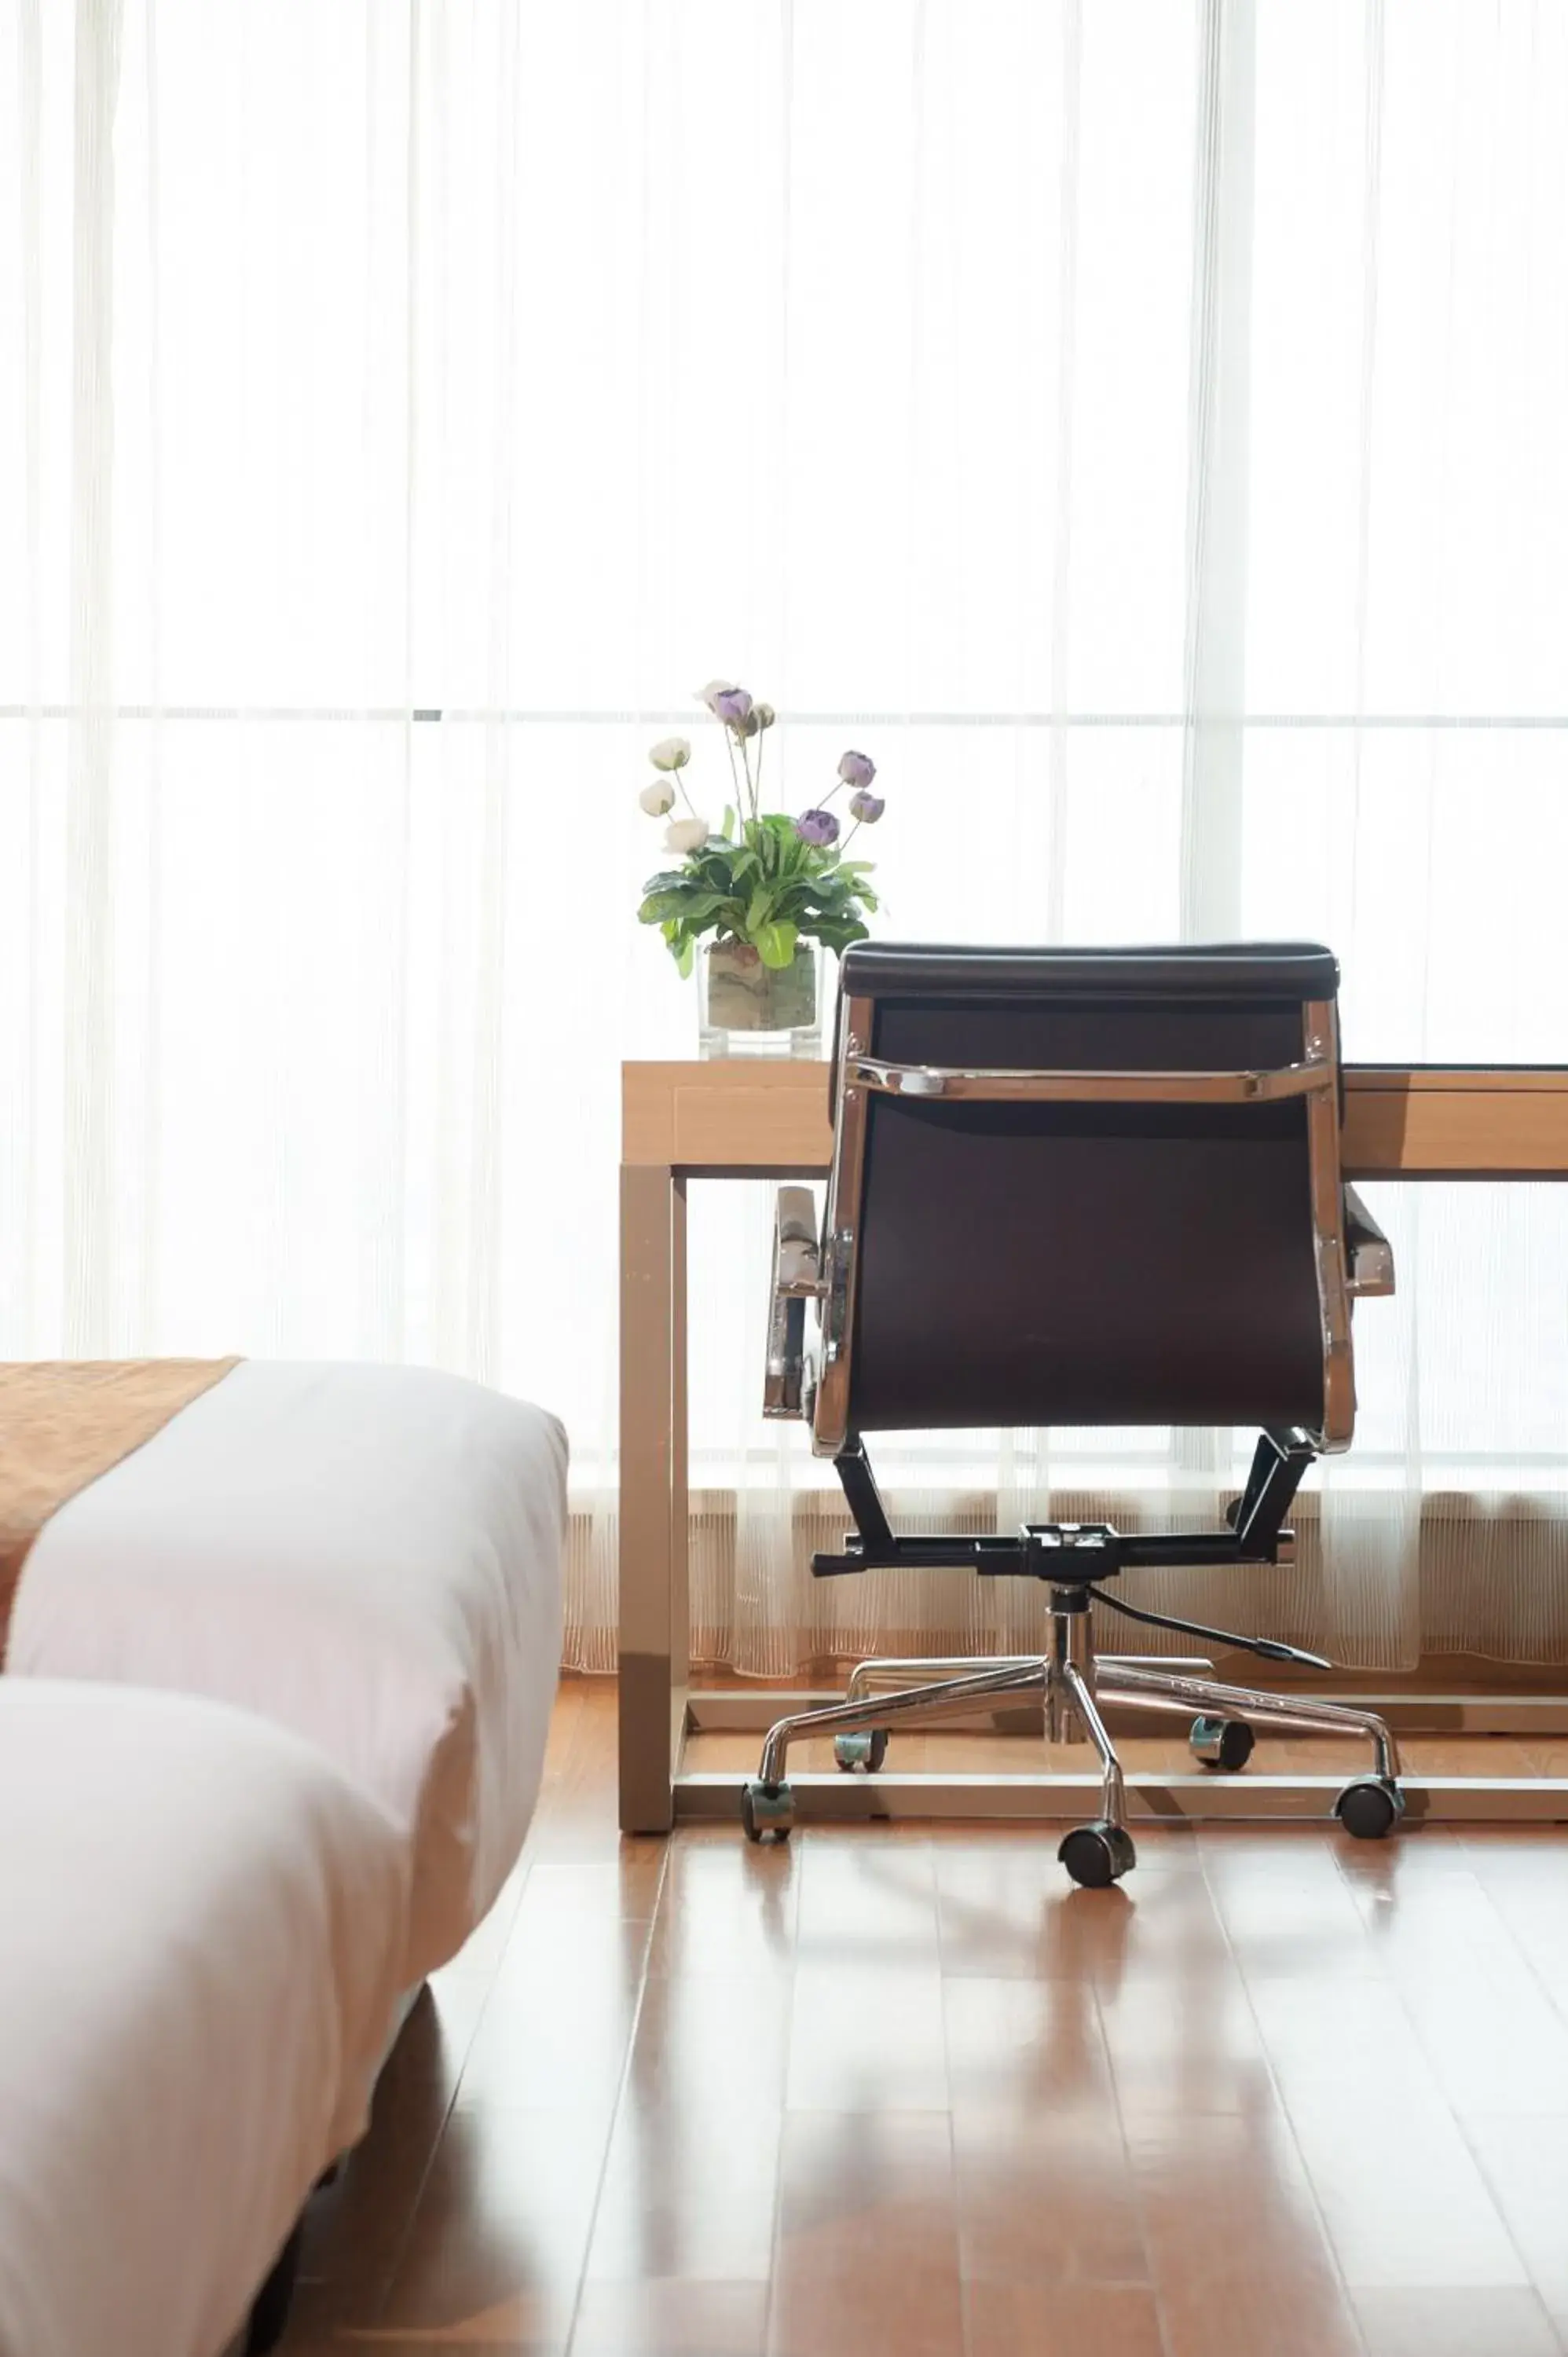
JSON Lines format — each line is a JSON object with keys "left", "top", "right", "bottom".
{"left": 583, "top": 2100, "right": 784, "bottom": 2289}
{"left": 1127, "top": 2106, "right": 1365, "bottom": 2357}
{"left": 768, "top": 2111, "right": 963, "bottom": 2357}
{"left": 1461, "top": 2113, "right": 1568, "bottom": 2328}
{"left": 622, "top": 1970, "right": 793, "bottom": 2121}
{"left": 1352, "top": 2286, "right": 1564, "bottom": 2357}
{"left": 935, "top": 1843, "right": 1217, "bottom": 1983}
{"left": 373, "top": 2097, "right": 616, "bottom": 2355}
{"left": 1398, "top": 1965, "right": 1568, "bottom": 2116}
{"left": 287, "top": 1977, "right": 489, "bottom": 2337}
{"left": 1094, "top": 1928, "right": 1284, "bottom": 2122}
{"left": 1240, "top": 1972, "right": 1531, "bottom": 2289}
{"left": 963, "top": 2280, "right": 1167, "bottom": 2357}
{"left": 944, "top": 1967, "right": 1149, "bottom": 2293}
{"left": 644, "top": 1831, "right": 801, "bottom": 1980}
{"left": 784, "top": 1960, "right": 949, "bottom": 2113}
{"left": 570, "top": 2278, "right": 770, "bottom": 2355}
{"left": 795, "top": 1828, "right": 942, "bottom": 1967}
{"left": 943, "top": 1971, "right": 1122, "bottom": 2124}
{"left": 277, "top": 1681, "right": 1568, "bottom": 2357}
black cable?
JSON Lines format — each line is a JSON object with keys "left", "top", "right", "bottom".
{"left": 1083, "top": 1583, "right": 1332, "bottom": 1673}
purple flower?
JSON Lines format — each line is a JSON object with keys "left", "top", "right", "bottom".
{"left": 713, "top": 687, "right": 753, "bottom": 727}
{"left": 796, "top": 808, "right": 841, "bottom": 848}
{"left": 837, "top": 750, "right": 876, "bottom": 790}
{"left": 848, "top": 789, "right": 885, "bottom": 823}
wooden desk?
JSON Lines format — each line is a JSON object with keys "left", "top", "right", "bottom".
{"left": 619, "top": 1061, "right": 1568, "bottom": 1833}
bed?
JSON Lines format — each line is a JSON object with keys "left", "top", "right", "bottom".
{"left": 0, "top": 1677, "right": 410, "bottom": 2357}
{"left": 3, "top": 1360, "right": 567, "bottom": 1981}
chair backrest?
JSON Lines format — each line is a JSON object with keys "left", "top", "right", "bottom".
{"left": 815, "top": 942, "right": 1351, "bottom": 1450}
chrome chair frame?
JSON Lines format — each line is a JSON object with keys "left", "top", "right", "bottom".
{"left": 750, "top": 1620, "right": 1403, "bottom": 1865}
{"left": 742, "top": 1502, "right": 1405, "bottom": 1877}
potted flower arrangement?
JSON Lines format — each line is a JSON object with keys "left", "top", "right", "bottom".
{"left": 636, "top": 680, "right": 885, "bottom": 1056}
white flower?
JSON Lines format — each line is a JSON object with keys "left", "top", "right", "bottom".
{"left": 665, "top": 816, "right": 710, "bottom": 853}
{"left": 697, "top": 679, "right": 737, "bottom": 713}
{"left": 639, "top": 779, "right": 676, "bottom": 816}
{"left": 649, "top": 735, "right": 691, "bottom": 771}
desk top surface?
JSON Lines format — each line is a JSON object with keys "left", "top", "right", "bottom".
{"left": 622, "top": 1059, "right": 1568, "bottom": 1178}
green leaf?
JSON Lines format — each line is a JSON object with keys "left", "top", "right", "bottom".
{"left": 754, "top": 918, "right": 799, "bottom": 970}
{"left": 639, "top": 887, "right": 726, "bottom": 926}
{"left": 813, "top": 916, "right": 870, "bottom": 954}
{"left": 720, "top": 805, "right": 736, "bottom": 841}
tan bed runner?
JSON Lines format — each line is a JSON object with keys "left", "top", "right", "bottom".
{"left": 0, "top": 1359, "right": 240, "bottom": 1662}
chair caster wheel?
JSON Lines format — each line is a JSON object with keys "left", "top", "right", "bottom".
{"left": 1057, "top": 1821, "right": 1136, "bottom": 1888}
{"left": 1335, "top": 1776, "right": 1404, "bottom": 1840}
{"left": 1190, "top": 1714, "right": 1255, "bottom": 1772}
{"left": 833, "top": 1729, "right": 889, "bottom": 1773}
{"left": 742, "top": 1780, "right": 794, "bottom": 1842}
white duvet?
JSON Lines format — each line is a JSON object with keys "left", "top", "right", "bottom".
{"left": 7, "top": 1362, "right": 567, "bottom": 1981}
{"left": 0, "top": 1679, "right": 409, "bottom": 2357}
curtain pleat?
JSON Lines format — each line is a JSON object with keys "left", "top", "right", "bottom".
{"left": 63, "top": 0, "right": 123, "bottom": 1354}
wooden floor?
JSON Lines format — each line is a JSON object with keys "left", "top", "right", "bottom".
{"left": 281, "top": 1679, "right": 1568, "bottom": 2357}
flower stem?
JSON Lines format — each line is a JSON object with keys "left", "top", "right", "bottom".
{"left": 721, "top": 727, "right": 744, "bottom": 827}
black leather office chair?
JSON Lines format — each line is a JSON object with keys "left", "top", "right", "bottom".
{"left": 752, "top": 941, "right": 1401, "bottom": 1884}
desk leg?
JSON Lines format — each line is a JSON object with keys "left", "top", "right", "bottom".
{"left": 618, "top": 1163, "right": 689, "bottom": 1833}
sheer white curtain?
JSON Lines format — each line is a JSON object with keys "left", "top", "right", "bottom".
{"left": 4, "top": 2, "right": 1568, "bottom": 1676}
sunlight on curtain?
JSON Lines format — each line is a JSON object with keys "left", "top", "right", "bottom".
{"left": 2, "top": 2, "right": 1566, "bottom": 1674}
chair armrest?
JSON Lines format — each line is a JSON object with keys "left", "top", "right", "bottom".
{"left": 1344, "top": 1183, "right": 1395, "bottom": 1298}
{"left": 775, "top": 1185, "right": 821, "bottom": 1296}
{"left": 764, "top": 1186, "right": 822, "bottom": 1418}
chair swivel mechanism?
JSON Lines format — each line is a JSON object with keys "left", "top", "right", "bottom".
{"left": 752, "top": 940, "right": 1400, "bottom": 1886}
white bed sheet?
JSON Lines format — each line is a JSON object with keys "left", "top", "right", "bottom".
{"left": 8, "top": 1362, "right": 567, "bottom": 1981}
{"left": 0, "top": 1680, "right": 408, "bottom": 2357}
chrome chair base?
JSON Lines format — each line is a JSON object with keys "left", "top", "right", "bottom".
{"left": 742, "top": 1608, "right": 1405, "bottom": 1879}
